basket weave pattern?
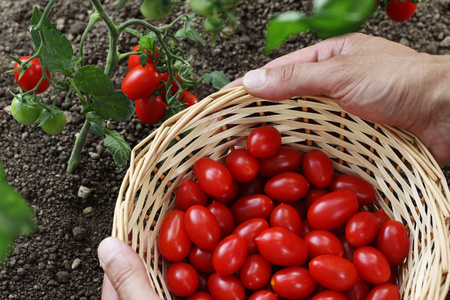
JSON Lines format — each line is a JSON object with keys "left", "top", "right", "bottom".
{"left": 112, "top": 86, "right": 450, "bottom": 300}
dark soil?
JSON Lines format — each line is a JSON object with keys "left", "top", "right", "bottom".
{"left": 0, "top": 0, "right": 449, "bottom": 299}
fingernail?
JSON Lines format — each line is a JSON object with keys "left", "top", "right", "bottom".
{"left": 98, "top": 237, "right": 123, "bottom": 267}
{"left": 243, "top": 69, "right": 266, "bottom": 90}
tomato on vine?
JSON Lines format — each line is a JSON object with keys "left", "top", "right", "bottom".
{"left": 10, "top": 95, "right": 41, "bottom": 125}
{"left": 140, "top": 0, "right": 174, "bottom": 20}
{"left": 121, "top": 63, "right": 160, "bottom": 100}
{"left": 179, "top": 90, "right": 199, "bottom": 108}
{"left": 134, "top": 95, "right": 167, "bottom": 125}
{"left": 385, "top": 0, "right": 417, "bottom": 22}
{"left": 128, "top": 44, "right": 159, "bottom": 70}
{"left": 13, "top": 56, "right": 51, "bottom": 94}
{"left": 39, "top": 108, "right": 66, "bottom": 135}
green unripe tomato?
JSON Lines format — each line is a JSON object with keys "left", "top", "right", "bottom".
{"left": 140, "top": 0, "right": 173, "bottom": 20}
{"left": 40, "top": 109, "right": 66, "bottom": 135}
{"left": 189, "top": 0, "right": 216, "bottom": 16}
{"left": 203, "top": 15, "right": 222, "bottom": 33}
{"left": 10, "top": 95, "right": 41, "bottom": 125}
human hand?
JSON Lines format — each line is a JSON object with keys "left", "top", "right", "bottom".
{"left": 225, "top": 33, "right": 450, "bottom": 167}
{"left": 98, "top": 237, "right": 161, "bottom": 300}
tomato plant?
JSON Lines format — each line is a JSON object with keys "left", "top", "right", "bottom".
{"left": 271, "top": 266, "right": 317, "bottom": 299}
{"left": 134, "top": 95, "right": 167, "bottom": 125}
{"left": 165, "top": 261, "right": 199, "bottom": 297}
{"left": 225, "top": 149, "right": 260, "bottom": 182}
{"left": 13, "top": 56, "right": 50, "bottom": 94}
{"left": 247, "top": 126, "right": 282, "bottom": 158}
{"left": 309, "top": 255, "right": 359, "bottom": 291}
{"left": 193, "top": 157, "right": 232, "bottom": 197}
{"left": 376, "top": 220, "right": 409, "bottom": 266}
{"left": 158, "top": 210, "right": 191, "bottom": 261}
{"left": 385, "top": 0, "right": 417, "bottom": 22}
{"left": 10, "top": 95, "right": 41, "bottom": 125}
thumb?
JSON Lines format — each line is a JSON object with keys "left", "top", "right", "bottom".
{"left": 98, "top": 237, "right": 160, "bottom": 300}
{"left": 242, "top": 62, "right": 341, "bottom": 100}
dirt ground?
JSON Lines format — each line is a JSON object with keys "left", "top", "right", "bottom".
{"left": 0, "top": 0, "right": 449, "bottom": 299}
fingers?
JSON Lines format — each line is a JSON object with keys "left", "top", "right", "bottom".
{"left": 98, "top": 237, "right": 161, "bottom": 300}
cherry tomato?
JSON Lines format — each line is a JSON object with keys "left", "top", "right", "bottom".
{"left": 304, "top": 188, "right": 329, "bottom": 210}
{"left": 340, "top": 235, "right": 356, "bottom": 261}
{"left": 10, "top": 95, "right": 41, "bottom": 125}
{"left": 187, "top": 291, "right": 214, "bottom": 300}
{"left": 193, "top": 157, "right": 232, "bottom": 197}
{"left": 376, "top": 220, "right": 409, "bottom": 266}
{"left": 197, "top": 271, "right": 209, "bottom": 292}
{"left": 134, "top": 95, "right": 166, "bottom": 125}
{"left": 301, "top": 149, "right": 334, "bottom": 188}
{"left": 165, "top": 261, "right": 199, "bottom": 297}
{"left": 238, "top": 175, "right": 266, "bottom": 198}
{"left": 304, "top": 230, "right": 344, "bottom": 258}
{"left": 158, "top": 72, "right": 182, "bottom": 94}
{"left": 189, "top": 246, "right": 215, "bottom": 274}
{"left": 185, "top": 205, "right": 221, "bottom": 251}
{"left": 311, "top": 290, "right": 347, "bottom": 300}
{"left": 40, "top": 109, "right": 66, "bottom": 135}
{"left": 264, "top": 172, "right": 309, "bottom": 203}
{"left": 158, "top": 210, "right": 191, "bottom": 261}
{"left": 140, "top": 0, "right": 173, "bottom": 20}
{"left": 290, "top": 201, "right": 306, "bottom": 219}
{"left": 256, "top": 227, "right": 308, "bottom": 266}
{"left": 210, "top": 180, "right": 239, "bottom": 205}
{"left": 14, "top": 56, "right": 51, "bottom": 94}
{"left": 258, "top": 146, "right": 302, "bottom": 178}
{"left": 301, "top": 219, "right": 316, "bottom": 238}
{"left": 128, "top": 44, "right": 158, "bottom": 70}
{"left": 373, "top": 208, "right": 391, "bottom": 228}
{"left": 344, "top": 278, "right": 371, "bottom": 300}
{"left": 345, "top": 211, "right": 379, "bottom": 247}
{"left": 207, "top": 273, "right": 246, "bottom": 300}
{"left": 212, "top": 234, "right": 247, "bottom": 275}
{"left": 230, "top": 194, "right": 274, "bottom": 224}
{"left": 180, "top": 90, "right": 199, "bottom": 108}
{"left": 248, "top": 290, "right": 278, "bottom": 300}
{"left": 307, "top": 190, "right": 359, "bottom": 230}
{"left": 232, "top": 218, "right": 269, "bottom": 254}
{"left": 352, "top": 246, "right": 391, "bottom": 284}
{"left": 309, "top": 255, "right": 359, "bottom": 291}
{"left": 121, "top": 63, "right": 159, "bottom": 100}
{"left": 247, "top": 126, "right": 282, "bottom": 158}
{"left": 269, "top": 203, "right": 302, "bottom": 235}
{"left": 330, "top": 174, "right": 375, "bottom": 205}
{"left": 386, "top": 0, "right": 417, "bottom": 22}
{"left": 271, "top": 266, "right": 317, "bottom": 299}
{"left": 176, "top": 180, "right": 208, "bottom": 211}
{"left": 239, "top": 254, "right": 272, "bottom": 290}
{"left": 225, "top": 149, "right": 260, "bottom": 182}
{"left": 366, "top": 283, "right": 400, "bottom": 300}
{"left": 207, "top": 201, "right": 235, "bottom": 239}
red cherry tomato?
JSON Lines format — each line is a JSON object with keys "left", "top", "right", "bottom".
{"left": 258, "top": 146, "right": 302, "bottom": 178}
{"left": 366, "top": 283, "right": 400, "bottom": 300}
{"left": 238, "top": 175, "right": 266, "bottom": 198}
{"left": 239, "top": 254, "right": 272, "bottom": 290}
{"left": 210, "top": 180, "right": 239, "bottom": 205}
{"left": 311, "top": 290, "right": 347, "bottom": 300}
{"left": 165, "top": 261, "right": 199, "bottom": 297}
{"left": 121, "top": 63, "right": 159, "bottom": 100}
{"left": 247, "top": 126, "right": 282, "bottom": 158}
{"left": 304, "top": 188, "right": 329, "bottom": 210}
{"left": 301, "top": 149, "right": 334, "bottom": 187}
{"left": 304, "top": 230, "right": 344, "bottom": 258}
{"left": 264, "top": 172, "right": 309, "bottom": 203}
{"left": 197, "top": 271, "right": 209, "bottom": 292}
{"left": 176, "top": 180, "right": 208, "bottom": 211}
{"left": 373, "top": 208, "right": 391, "bottom": 228}
{"left": 345, "top": 211, "right": 379, "bottom": 247}
{"left": 352, "top": 246, "right": 391, "bottom": 284}
{"left": 207, "top": 273, "right": 246, "bottom": 300}
{"left": 134, "top": 95, "right": 166, "bottom": 125}
{"left": 128, "top": 44, "right": 159, "bottom": 70}
{"left": 301, "top": 219, "right": 316, "bottom": 238}
{"left": 187, "top": 291, "right": 214, "bottom": 300}
{"left": 290, "top": 201, "right": 306, "bottom": 219}
{"left": 193, "top": 157, "right": 232, "bottom": 197}
{"left": 271, "top": 266, "right": 317, "bottom": 299}
{"left": 158, "top": 210, "right": 191, "bottom": 261}
{"left": 255, "top": 227, "right": 308, "bottom": 266}
{"left": 376, "top": 220, "right": 409, "bottom": 266}
{"left": 185, "top": 205, "right": 221, "bottom": 251}
{"left": 207, "top": 201, "right": 235, "bottom": 239}
{"left": 307, "top": 190, "right": 359, "bottom": 230}
{"left": 230, "top": 194, "right": 274, "bottom": 224}
{"left": 269, "top": 203, "right": 302, "bottom": 235}
{"left": 158, "top": 71, "right": 182, "bottom": 94}
{"left": 386, "top": 0, "right": 417, "bottom": 22}
{"left": 340, "top": 235, "right": 356, "bottom": 261}
{"left": 309, "top": 255, "right": 359, "bottom": 291}
{"left": 248, "top": 290, "right": 278, "bottom": 300}
{"left": 189, "top": 246, "right": 215, "bottom": 274}
{"left": 232, "top": 218, "right": 270, "bottom": 254}
{"left": 330, "top": 174, "right": 375, "bottom": 205}
{"left": 14, "top": 56, "right": 51, "bottom": 94}
{"left": 344, "top": 278, "right": 371, "bottom": 300}
{"left": 212, "top": 234, "right": 247, "bottom": 275}
{"left": 180, "top": 90, "right": 199, "bottom": 107}
{"left": 225, "top": 149, "right": 260, "bottom": 182}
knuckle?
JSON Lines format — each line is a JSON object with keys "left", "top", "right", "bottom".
{"left": 279, "top": 64, "right": 296, "bottom": 82}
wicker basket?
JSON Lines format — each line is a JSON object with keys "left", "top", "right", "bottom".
{"left": 112, "top": 86, "right": 450, "bottom": 300}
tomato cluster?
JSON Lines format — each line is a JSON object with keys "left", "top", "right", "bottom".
{"left": 121, "top": 44, "right": 199, "bottom": 125}
{"left": 158, "top": 126, "right": 409, "bottom": 299}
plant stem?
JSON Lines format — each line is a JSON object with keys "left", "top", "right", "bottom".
{"left": 78, "top": 12, "right": 101, "bottom": 66}
{"left": 66, "top": 120, "right": 91, "bottom": 174}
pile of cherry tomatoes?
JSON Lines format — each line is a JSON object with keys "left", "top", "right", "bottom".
{"left": 157, "top": 126, "right": 409, "bottom": 300}
{"left": 121, "top": 44, "right": 199, "bottom": 125}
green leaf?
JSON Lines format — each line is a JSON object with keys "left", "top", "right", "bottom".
{"left": 139, "top": 34, "right": 158, "bottom": 50}
{"left": 92, "top": 91, "right": 135, "bottom": 122}
{"left": 86, "top": 111, "right": 105, "bottom": 137}
{"left": 202, "top": 71, "right": 230, "bottom": 89}
{"left": 30, "top": 7, "right": 57, "bottom": 31}
{"left": 0, "top": 163, "right": 35, "bottom": 266}
{"left": 104, "top": 129, "right": 131, "bottom": 172}
{"left": 116, "top": 0, "right": 130, "bottom": 10}
{"left": 175, "top": 22, "right": 206, "bottom": 46}
{"left": 73, "top": 66, "right": 115, "bottom": 97}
